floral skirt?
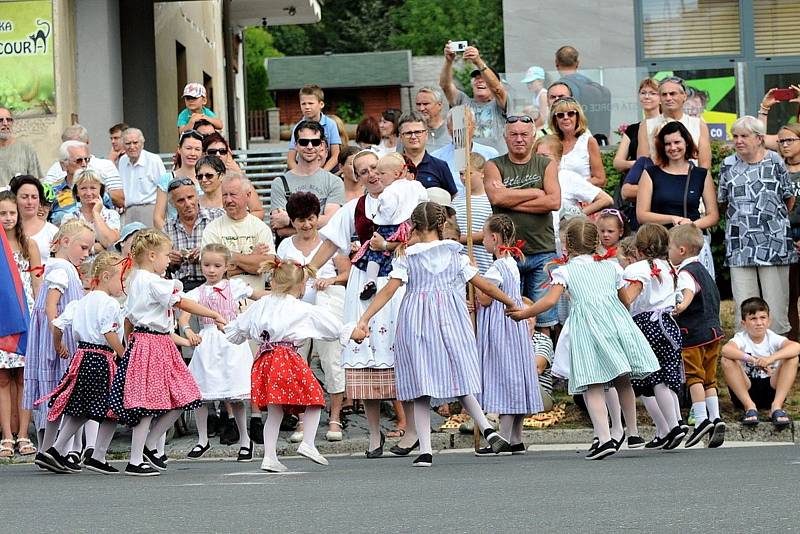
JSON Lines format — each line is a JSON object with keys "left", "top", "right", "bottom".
{"left": 251, "top": 344, "right": 324, "bottom": 415}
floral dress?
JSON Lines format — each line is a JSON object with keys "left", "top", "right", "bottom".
{"left": 0, "top": 251, "right": 34, "bottom": 369}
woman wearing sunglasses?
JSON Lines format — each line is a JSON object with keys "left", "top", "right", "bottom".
{"left": 154, "top": 130, "right": 204, "bottom": 230}
{"left": 202, "top": 132, "right": 242, "bottom": 174}
{"left": 550, "top": 98, "right": 606, "bottom": 188}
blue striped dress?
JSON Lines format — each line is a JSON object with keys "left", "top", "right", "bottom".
{"left": 392, "top": 240, "right": 482, "bottom": 401}
{"left": 551, "top": 256, "right": 660, "bottom": 395}
{"left": 477, "top": 257, "right": 543, "bottom": 414}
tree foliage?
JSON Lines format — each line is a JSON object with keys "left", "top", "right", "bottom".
{"left": 244, "top": 27, "right": 283, "bottom": 110}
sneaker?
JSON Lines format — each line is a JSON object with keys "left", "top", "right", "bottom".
{"left": 250, "top": 417, "right": 264, "bottom": 445}
{"left": 707, "top": 418, "right": 726, "bottom": 448}
{"left": 84, "top": 457, "right": 119, "bottom": 474}
{"left": 510, "top": 443, "right": 527, "bottom": 455}
{"left": 684, "top": 419, "right": 714, "bottom": 448}
{"left": 662, "top": 425, "right": 687, "bottom": 450}
{"left": 296, "top": 442, "right": 328, "bottom": 466}
{"left": 81, "top": 447, "right": 94, "bottom": 465}
{"left": 483, "top": 429, "right": 511, "bottom": 454}
{"left": 644, "top": 436, "right": 667, "bottom": 450}
{"left": 260, "top": 457, "right": 287, "bottom": 473}
{"left": 62, "top": 452, "right": 82, "bottom": 473}
{"left": 412, "top": 453, "right": 433, "bottom": 467}
{"left": 124, "top": 462, "right": 160, "bottom": 477}
{"left": 585, "top": 440, "right": 617, "bottom": 460}
{"left": 627, "top": 436, "right": 646, "bottom": 449}
{"left": 35, "top": 448, "right": 68, "bottom": 474}
{"left": 143, "top": 447, "right": 167, "bottom": 471}
{"left": 588, "top": 437, "right": 600, "bottom": 453}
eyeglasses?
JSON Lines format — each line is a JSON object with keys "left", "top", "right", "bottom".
{"left": 297, "top": 138, "right": 323, "bottom": 147}
{"left": 506, "top": 115, "right": 533, "bottom": 124}
{"left": 777, "top": 138, "right": 800, "bottom": 146}
{"left": 167, "top": 177, "right": 195, "bottom": 192}
{"left": 196, "top": 172, "right": 219, "bottom": 182}
{"left": 0, "top": 117, "right": 13, "bottom": 124}
{"left": 205, "top": 148, "right": 228, "bottom": 156}
{"left": 400, "top": 130, "right": 427, "bottom": 138}
{"left": 72, "top": 156, "right": 92, "bottom": 165}
{"left": 554, "top": 110, "right": 578, "bottom": 119}
{"left": 639, "top": 91, "right": 658, "bottom": 97}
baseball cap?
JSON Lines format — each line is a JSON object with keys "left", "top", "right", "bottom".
{"left": 115, "top": 222, "right": 147, "bottom": 251}
{"left": 521, "top": 66, "right": 546, "bottom": 84}
{"left": 470, "top": 65, "right": 500, "bottom": 80}
{"left": 182, "top": 83, "right": 207, "bottom": 99}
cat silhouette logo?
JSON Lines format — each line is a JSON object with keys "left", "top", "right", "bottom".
{"left": 28, "top": 19, "right": 50, "bottom": 54}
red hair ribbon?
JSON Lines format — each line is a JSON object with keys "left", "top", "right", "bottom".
{"left": 498, "top": 239, "right": 525, "bottom": 260}
{"left": 593, "top": 246, "right": 618, "bottom": 262}
{"left": 88, "top": 276, "right": 101, "bottom": 289}
{"left": 213, "top": 286, "right": 228, "bottom": 300}
{"left": 113, "top": 254, "right": 134, "bottom": 295}
{"left": 540, "top": 254, "right": 569, "bottom": 288}
{"left": 25, "top": 265, "right": 45, "bottom": 278}
{"left": 273, "top": 257, "right": 283, "bottom": 269}
{"left": 650, "top": 263, "right": 662, "bottom": 279}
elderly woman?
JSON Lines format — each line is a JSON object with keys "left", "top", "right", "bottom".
{"left": 201, "top": 133, "right": 265, "bottom": 220}
{"left": 62, "top": 169, "right": 120, "bottom": 257}
{"left": 718, "top": 116, "right": 797, "bottom": 332}
{"left": 550, "top": 97, "right": 606, "bottom": 187}
{"left": 9, "top": 175, "right": 57, "bottom": 260}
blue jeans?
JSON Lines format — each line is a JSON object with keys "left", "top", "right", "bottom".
{"left": 517, "top": 251, "right": 559, "bottom": 328}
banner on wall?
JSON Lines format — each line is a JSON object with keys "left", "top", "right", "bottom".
{"left": 0, "top": 1, "right": 55, "bottom": 116}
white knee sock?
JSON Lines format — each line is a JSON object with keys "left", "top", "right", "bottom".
{"left": 642, "top": 396, "right": 669, "bottom": 437}
{"left": 585, "top": 385, "right": 611, "bottom": 443}
{"left": 654, "top": 384, "right": 679, "bottom": 429}
{"left": 499, "top": 415, "right": 515, "bottom": 442}
{"left": 613, "top": 379, "right": 640, "bottom": 437}
{"left": 91, "top": 420, "right": 116, "bottom": 463}
{"left": 511, "top": 415, "right": 524, "bottom": 445}
{"left": 68, "top": 430, "right": 83, "bottom": 454}
{"left": 413, "top": 398, "right": 432, "bottom": 455}
{"left": 672, "top": 390, "right": 682, "bottom": 422}
{"left": 129, "top": 416, "right": 152, "bottom": 465}
{"left": 263, "top": 404, "right": 283, "bottom": 461}
{"left": 459, "top": 394, "right": 492, "bottom": 433}
{"left": 145, "top": 410, "right": 181, "bottom": 451}
{"left": 365, "top": 261, "right": 379, "bottom": 285}
{"left": 195, "top": 404, "right": 209, "bottom": 446}
{"left": 41, "top": 417, "right": 61, "bottom": 451}
{"left": 692, "top": 401, "right": 708, "bottom": 426}
{"left": 706, "top": 395, "right": 720, "bottom": 421}
{"left": 301, "top": 407, "right": 322, "bottom": 448}
{"left": 604, "top": 387, "right": 624, "bottom": 440}
{"left": 54, "top": 415, "right": 85, "bottom": 454}
{"left": 232, "top": 402, "right": 250, "bottom": 447}
{"left": 157, "top": 433, "right": 166, "bottom": 456}
{"left": 84, "top": 419, "right": 99, "bottom": 449}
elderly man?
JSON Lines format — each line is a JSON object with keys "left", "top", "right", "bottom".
{"left": 44, "top": 124, "right": 125, "bottom": 208}
{"left": 118, "top": 127, "right": 166, "bottom": 226}
{"left": 399, "top": 111, "right": 457, "bottom": 195}
{"left": 49, "top": 140, "right": 91, "bottom": 225}
{"left": 483, "top": 116, "right": 561, "bottom": 332}
{"left": 0, "top": 107, "right": 42, "bottom": 187}
{"left": 415, "top": 87, "right": 451, "bottom": 152}
{"left": 165, "top": 177, "right": 218, "bottom": 291}
{"left": 440, "top": 43, "right": 507, "bottom": 155}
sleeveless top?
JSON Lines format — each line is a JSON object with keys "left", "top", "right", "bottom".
{"left": 198, "top": 280, "right": 239, "bottom": 324}
{"left": 674, "top": 262, "right": 722, "bottom": 348}
{"left": 560, "top": 132, "right": 591, "bottom": 179}
{"left": 647, "top": 164, "right": 706, "bottom": 224}
{"left": 490, "top": 154, "right": 555, "bottom": 255}
{"left": 354, "top": 195, "right": 376, "bottom": 244}
{"left": 625, "top": 122, "right": 641, "bottom": 163}
{"left": 645, "top": 114, "right": 702, "bottom": 156}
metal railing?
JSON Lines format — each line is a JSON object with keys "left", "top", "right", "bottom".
{"left": 159, "top": 148, "right": 288, "bottom": 209}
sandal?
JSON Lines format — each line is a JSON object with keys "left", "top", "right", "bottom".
{"left": 16, "top": 438, "right": 36, "bottom": 456}
{"left": 770, "top": 409, "right": 791, "bottom": 430}
{"left": 741, "top": 409, "right": 759, "bottom": 427}
{"left": 326, "top": 421, "right": 343, "bottom": 442}
{"left": 0, "top": 438, "right": 13, "bottom": 458}
{"left": 386, "top": 428, "right": 405, "bottom": 438}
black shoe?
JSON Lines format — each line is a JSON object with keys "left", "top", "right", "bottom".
{"left": 279, "top": 414, "right": 298, "bottom": 432}
{"left": 707, "top": 418, "right": 726, "bottom": 448}
{"left": 644, "top": 436, "right": 667, "bottom": 449}
{"left": 612, "top": 432, "right": 626, "bottom": 452}
{"left": 483, "top": 428, "right": 510, "bottom": 454}
{"left": 219, "top": 418, "right": 240, "bottom": 445}
{"left": 250, "top": 417, "right": 264, "bottom": 445}
{"left": 207, "top": 412, "right": 221, "bottom": 438}
{"left": 160, "top": 453, "right": 169, "bottom": 464}
{"left": 359, "top": 281, "right": 377, "bottom": 301}
{"left": 237, "top": 441, "right": 254, "bottom": 462}
{"left": 473, "top": 445, "right": 512, "bottom": 457}
{"left": 510, "top": 443, "right": 527, "bottom": 455}
{"left": 412, "top": 453, "right": 432, "bottom": 467}
{"left": 585, "top": 440, "right": 617, "bottom": 460}
{"left": 679, "top": 419, "right": 690, "bottom": 436}
{"left": 81, "top": 447, "right": 94, "bottom": 465}
{"left": 627, "top": 436, "right": 646, "bottom": 448}
{"left": 684, "top": 419, "right": 714, "bottom": 448}
{"left": 143, "top": 447, "right": 167, "bottom": 471}
{"left": 366, "top": 432, "right": 385, "bottom": 458}
{"left": 35, "top": 449, "right": 68, "bottom": 474}
{"left": 124, "top": 462, "right": 160, "bottom": 477}
{"left": 62, "top": 452, "right": 82, "bottom": 473}
{"left": 187, "top": 442, "right": 211, "bottom": 459}
{"left": 662, "top": 425, "right": 687, "bottom": 450}
{"left": 588, "top": 437, "right": 600, "bottom": 453}
{"left": 389, "top": 440, "right": 419, "bottom": 457}
{"left": 84, "top": 457, "right": 119, "bottom": 474}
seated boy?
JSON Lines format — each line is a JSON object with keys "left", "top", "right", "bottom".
{"left": 721, "top": 297, "right": 799, "bottom": 429}
{"left": 669, "top": 223, "right": 726, "bottom": 448}
{"left": 178, "top": 83, "right": 223, "bottom": 134}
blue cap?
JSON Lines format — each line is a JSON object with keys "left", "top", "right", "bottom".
{"left": 521, "top": 66, "right": 546, "bottom": 83}
{"left": 115, "top": 222, "right": 147, "bottom": 251}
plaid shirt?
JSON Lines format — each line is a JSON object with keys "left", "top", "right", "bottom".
{"left": 165, "top": 208, "right": 217, "bottom": 282}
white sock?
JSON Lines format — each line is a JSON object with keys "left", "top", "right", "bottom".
{"left": 585, "top": 385, "right": 611, "bottom": 443}
{"left": 91, "top": 420, "right": 117, "bottom": 463}
{"left": 195, "top": 404, "right": 209, "bottom": 446}
{"left": 654, "top": 384, "right": 679, "bottom": 429}
{"left": 301, "top": 407, "right": 322, "bottom": 448}
{"left": 604, "top": 387, "right": 624, "bottom": 440}
{"left": 54, "top": 415, "right": 85, "bottom": 454}
{"left": 84, "top": 420, "right": 99, "bottom": 449}
{"left": 458, "top": 394, "right": 493, "bottom": 433}
{"left": 145, "top": 410, "right": 181, "bottom": 451}
{"left": 706, "top": 395, "right": 720, "bottom": 421}
{"left": 642, "top": 396, "right": 669, "bottom": 437}
{"left": 691, "top": 401, "right": 708, "bottom": 426}
{"left": 263, "top": 404, "right": 283, "bottom": 461}
{"left": 671, "top": 390, "right": 682, "bottom": 422}
{"left": 499, "top": 414, "right": 515, "bottom": 442}
{"left": 365, "top": 261, "right": 379, "bottom": 285}
{"left": 129, "top": 416, "right": 152, "bottom": 465}
{"left": 232, "top": 402, "right": 250, "bottom": 447}
{"left": 613, "top": 379, "right": 640, "bottom": 437}
{"left": 413, "top": 398, "right": 433, "bottom": 455}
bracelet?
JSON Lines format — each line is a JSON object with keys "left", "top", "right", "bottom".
{"left": 759, "top": 106, "right": 770, "bottom": 115}
{"left": 382, "top": 240, "right": 388, "bottom": 251}
{"left": 479, "top": 64, "right": 488, "bottom": 72}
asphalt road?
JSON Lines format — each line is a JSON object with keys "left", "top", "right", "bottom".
{"left": 5, "top": 443, "right": 798, "bottom": 533}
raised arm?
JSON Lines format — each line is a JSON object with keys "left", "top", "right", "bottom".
{"left": 439, "top": 42, "right": 459, "bottom": 106}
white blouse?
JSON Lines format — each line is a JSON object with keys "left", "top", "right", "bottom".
{"left": 372, "top": 179, "right": 428, "bottom": 226}
{"left": 30, "top": 222, "right": 59, "bottom": 260}
{"left": 53, "top": 290, "right": 124, "bottom": 345}
{"left": 123, "top": 269, "right": 185, "bottom": 333}
{"left": 389, "top": 240, "right": 478, "bottom": 284}
{"left": 44, "top": 257, "right": 79, "bottom": 293}
{"left": 276, "top": 237, "right": 337, "bottom": 304}
{"left": 623, "top": 258, "right": 677, "bottom": 316}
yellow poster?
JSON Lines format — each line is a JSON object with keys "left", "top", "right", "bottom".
{"left": 0, "top": 0, "right": 55, "bottom": 116}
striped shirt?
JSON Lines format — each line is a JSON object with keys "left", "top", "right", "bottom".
{"left": 532, "top": 331, "right": 554, "bottom": 395}
{"left": 452, "top": 193, "right": 494, "bottom": 273}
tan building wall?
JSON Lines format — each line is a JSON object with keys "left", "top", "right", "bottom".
{"left": 154, "top": 0, "right": 226, "bottom": 153}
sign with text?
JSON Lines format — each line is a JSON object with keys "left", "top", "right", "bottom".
{"left": 0, "top": 1, "right": 55, "bottom": 116}
{"left": 451, "top": 105, "right": 467, "bottom": 172}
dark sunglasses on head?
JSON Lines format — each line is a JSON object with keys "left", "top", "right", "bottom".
{"left": 167, "top": 177, "right": 195, "bottom": 192}
{"left": 179, "top": 129, "right": 205, "bottom": 143}
{"left": 205, "top": 147, "right": 228, "bottom": 156}
{"left": 297, "top": 138, "right": 323, "bottom": 147}
{"left": 554, "top": 110, "right": 578, "bottom": 119}
{"left": 196, "top": 172, "right": 218, "bottom": 182}
{"left": 506, "top": 115, "right": 533, "bottom": 124}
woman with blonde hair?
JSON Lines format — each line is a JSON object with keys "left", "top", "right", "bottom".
{"left": 549, "top": 97, "right": 606, "bottom": 188}
{"left": 63, "top": 169, "right": 120, "bottom": 258}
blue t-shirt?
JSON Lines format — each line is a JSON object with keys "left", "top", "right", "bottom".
{"left": 177, "top": 106, "right": 217, "bottom": 127}
{"left": 287, "top": 113, "right": 342, "bottom": 149}
{"left": 415, "top": 152, "right": 458, "bottom": 195}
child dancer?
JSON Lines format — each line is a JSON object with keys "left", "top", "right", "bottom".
{"left": 354, "top": 152, "right": 427, "bottom": 300}
{"left": 224, "top": 258, "right": 365, "bottom": 473}
{"left": 596, "top": 208, "right": 628, "bottom": 259}
{"left": 24, "top": 220, "right": 94, "bottom": 464}
{"left": 34, "top": 251, "right": 127, "bottom": 474}
{"left": 358, "top": 202, "right": 517, "bottom": 468}
{"left": 475, "top": 214, "right": 543, "bottom": 455}
{"left": 178, "top": 244, "right": 266, "bottom": 461}
{"left": 509, "top": 218, "right": 660, "bottom": 460}
{"left": 622, "top": 224, "right": 686, "bottom": 449}
{"left": 108, "top": 229, "right": 226, "bottom": 477}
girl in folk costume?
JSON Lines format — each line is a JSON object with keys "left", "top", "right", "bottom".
{"left": 475, "top": 214, "right": 543, "bottom": 456}
{"left": 509, "top": 218, "right": 660, "bottom": 460}
{"left": 108, "top": 229, "right": 226, "bottom": 477}
{"left": 34, "top": 252, "right": 127, "bottom": 474}
{"left": 358, "top": 202, "right": 518, "bottom": 468}
{"left": 23, "top": 220, "right": 94, "bottom": 461}
{"left": 595, "top": 208, "right": 628, "bottom": 261}
{"left": 224, "top": 258, "right": 365, "bottom": 473}
{"left": 178, "top": 244, "right": 266, "bottom": 461}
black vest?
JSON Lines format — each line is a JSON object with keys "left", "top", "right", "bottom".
{"left": 675, "top": 262, "right": 722, "bottom": 348}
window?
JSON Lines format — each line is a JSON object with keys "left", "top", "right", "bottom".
{"left": 176, "top": 41, "right": 187, "bottom": 109}
{"left": 641, "top": 0, "right": 741, "bottom": 59}
{"left": 753, "top": 0, "right": 800, "bottom": 57}
{"left": 203, "top": 72, "right": 213, "bottom": 109}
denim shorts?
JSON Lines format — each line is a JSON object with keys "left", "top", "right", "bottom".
{"left": 517, "top": 251, "right": 559, "bottom": 327}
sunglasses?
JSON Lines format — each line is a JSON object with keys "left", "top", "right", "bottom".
{"left": 72, "top": 156, "right": 92, "bottom": 165}
{"left": 0, "top": 117, "right": 13, "bottom": 124}
{"left": 297, "top": 138, "right": 323, "bottom": 147}
{"left": 167, "top": 177, "right": 195, "bottom": 192}
{"left": 179, "top": 129, "right": 205, "bottom": 143}
{"left": 658, "top": 76, "right": 686, "bottom": 92}
{"left": 599, "top": 208, "right": 625, "bottom": 226}
{"left": 196, "top": 172, "right": 219, "bottom": 182}
{"left": 205, "top": 147, "right": 228, "bottom": 156}
{"left": 554, "top": 110, "right": 578, "bottom": 119}
{"left": 506, "top": 115, "right": 533, "bottom": 124}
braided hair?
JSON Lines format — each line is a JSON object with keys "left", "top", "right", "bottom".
{"left": 130, "top": 228, "right": 171, "bottom": 265}
{"left": 562, "top": 217, "right": 599, "bottom": 257}
{"left": 634, "top": 223, "right": 676, "bottom": 286}
{"left": 484, "top": 214, "right": 516, "bottom": 247}
{"left": 410, "top": 201, "right": 447, "bottom": 241}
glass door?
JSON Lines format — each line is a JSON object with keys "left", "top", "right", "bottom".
{"left": 753, "top": 65, "right": 800, "bottom": 133}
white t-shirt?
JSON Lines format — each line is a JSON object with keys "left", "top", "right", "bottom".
{"left": 53, "top": 290, "right": 124, "bottom": 345}
{"left": 731, "top": 329, "right": 788, "bottom": 379}
{"left": 201, "top": 214, "right": 274, "bottom": 291}
{"left": 44, "top": 155, "right": 123, "bottom": 191}
{"left": 276, "top": 237, "right": 337, "bottom": 304}
{"left": 123, "top": 269, "right": 185, "bottom": 333}
{"left": 623, "top": 258, "right": 677, "bottom": 317}
{"left": 30, "top": 222, "right": 59, "bottom": 260}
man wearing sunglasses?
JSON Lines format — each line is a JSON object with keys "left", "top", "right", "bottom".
{"left": 0, "top": 107, "right": 42, "bottom": 188}
{"left": 270, "top": 121, "right": 344, "bottom": 239}
{"left": 49, "top": 140, "right": 91, "bottom": 225}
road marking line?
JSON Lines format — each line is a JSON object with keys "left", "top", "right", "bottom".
{"left": 223, "top": 471, "right": 308, "bottom": 476}
{"left": 164, "top": 482, "right": 278, "bottom": 487}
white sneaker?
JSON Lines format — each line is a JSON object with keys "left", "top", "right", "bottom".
{"left": 296, "top": 442, "right": 329, "bottom": 466}
{"left": 288, "top": 430, "right": 304, "bottom": 443}
{"left": 260, "top": 457, "right": 287, "bottom": 473}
